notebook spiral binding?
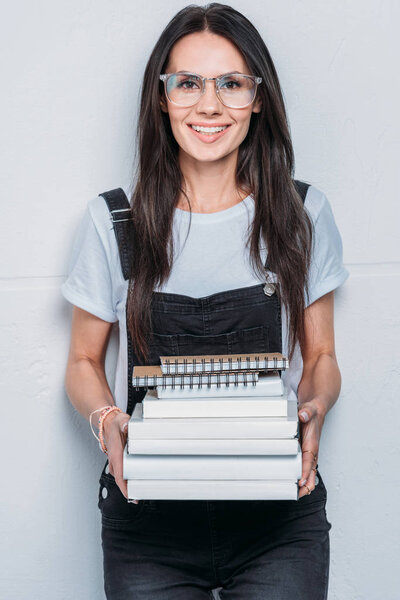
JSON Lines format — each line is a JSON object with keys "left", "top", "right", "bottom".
{"left": 162, "top": 355, "right": 283, "bottom": 374}
{"left": 133, "top": 371, "right": 259, "bottom": 390}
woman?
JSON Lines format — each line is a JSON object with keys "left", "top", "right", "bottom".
{"left": 63, "top": 4, "right": 349, "bottom": 599}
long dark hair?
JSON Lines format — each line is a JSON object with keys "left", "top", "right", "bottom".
{"left": 127, "top": 3, "right": 314, "bottom": 364}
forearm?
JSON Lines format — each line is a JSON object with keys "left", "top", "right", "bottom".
{"left": 297, "top": 352, "right": 342, "bottom": 420}
{"left": 64, "top": 357, "right": 115, "bottom": 423}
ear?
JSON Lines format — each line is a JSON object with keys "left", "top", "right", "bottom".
{"left": 252, "top": 95, "right": 262, "bottom": 114}
{"left": 160, "top": 95, "right": 169, "bottom": 113}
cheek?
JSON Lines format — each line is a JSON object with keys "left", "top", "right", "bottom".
{"left": 168, "top": 114, "right": 190, "bottom": 143}
{"left": 231, "top": 116, "right": 252, "bottom": 143}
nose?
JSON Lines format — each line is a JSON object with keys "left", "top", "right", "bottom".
{"left": 195, "top": 78, "right": 223, "bottom": 114}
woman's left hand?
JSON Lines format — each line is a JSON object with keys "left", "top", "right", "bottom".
{"left": 297, "top": 399, "right": 325, "bottom": 498}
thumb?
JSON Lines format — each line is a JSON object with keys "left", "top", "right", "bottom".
{"left": 298, "top": 401, "right": 317, "bottom": 423}
{"left": 120, "top": 417, "right": 129, "bottom": 434}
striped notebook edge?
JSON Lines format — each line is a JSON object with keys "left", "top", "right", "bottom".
{"left": 159, "top": 352, "right": 289, "bottom": 374}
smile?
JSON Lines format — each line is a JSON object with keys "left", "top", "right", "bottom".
{"left": 187, "top": 123, "right": 231, "bottom": 142}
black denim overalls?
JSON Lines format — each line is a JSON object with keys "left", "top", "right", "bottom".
{"left": 96, "top": 181, "right": 331, "bottom": 600}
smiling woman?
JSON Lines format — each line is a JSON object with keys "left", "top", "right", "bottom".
{"left": 62, "top": 3, "right": 349, "bottom": 599}
{"left": 159, "top": 32, "right": 263, "bottom": 168}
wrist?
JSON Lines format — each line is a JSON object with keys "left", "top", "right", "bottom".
{"left": 98, "top": 406, "right": 122, "bottom": 453}
{"left": 102, "top": 409, "right": 120, "bottom": 435}
{"left": 311, "top": 398, "right": 327, "bottom": 425}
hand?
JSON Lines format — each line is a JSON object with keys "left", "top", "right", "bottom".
{"left": 102, "top": 411, "right": 139, "bottom": 503}
{"left": 297, "top": 399, "right": 325, "bottom": 498}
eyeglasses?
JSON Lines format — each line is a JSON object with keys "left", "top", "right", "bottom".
{"left": 159, "top": 71, "right": 262, "bottom": 109}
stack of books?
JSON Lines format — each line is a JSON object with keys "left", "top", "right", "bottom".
{"left": 123, "top": 352, "right": 302, "bottom": 501}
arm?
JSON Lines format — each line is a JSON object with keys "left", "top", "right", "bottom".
{"left": 296, "top": 290, "right": 341, "bottom": 497}
{"left": 64, "top": 306, "right": 131, "bottom": 497}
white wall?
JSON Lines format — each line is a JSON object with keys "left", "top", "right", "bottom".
{"left": 1, "top": 1, "right": 399, "bottom": 598}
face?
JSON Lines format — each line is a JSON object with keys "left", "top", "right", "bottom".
{"left": 160, "top": 31, "right": 262, "bottom": 163}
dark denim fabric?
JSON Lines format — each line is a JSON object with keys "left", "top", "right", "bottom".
{"left": 98, "top": 283, "right": 332, "bottom": 599}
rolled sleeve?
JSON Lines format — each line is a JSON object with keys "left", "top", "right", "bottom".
{"left": 305, "top": 193, "right": 350, "bottom": 307}
{"left": 61, "top": 201, "right": 118, "bottom": 322}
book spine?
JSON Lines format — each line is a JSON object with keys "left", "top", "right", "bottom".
{"left": 128, "top": 419, "right": 298, "bottom": 440}
{"left": 142, "top": 398, "right": 288, "bottom": 419}
{"left": 127, "top": 437, "right": 299, "bottom": 455}
{"left": 127, "top": 479, "right": 299, "bottom": 501}
{"left": 123, "top": 446, "right": 302, "bottom": 480}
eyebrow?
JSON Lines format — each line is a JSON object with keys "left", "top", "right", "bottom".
{"left": 174, "top": 70, "right": 242, "bottom": 77}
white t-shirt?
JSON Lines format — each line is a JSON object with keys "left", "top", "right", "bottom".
{"left": 61, "top": 184, "right": 349, "bottom": 412}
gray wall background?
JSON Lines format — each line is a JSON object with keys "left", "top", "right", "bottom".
{"left": 1, "top": 1, "right": 399, "bottom": 598}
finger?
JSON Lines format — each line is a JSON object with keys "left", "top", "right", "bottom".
{"left": 299, "top": 467, "right": 316, "bottom": 497}
{"left": 298, "top": 400, "right": 318, "bottom": 424}
{"left": 299, "top": 447, "right": 318, "bottom": 487}
{"left": 120, "top": 476, "right": 128, "bottom": 500}
{"left": 120, "top": 418, "right": 129, "bottom": 436}
{"left": 298, "top": 468, "right": 316, "bottom": 498}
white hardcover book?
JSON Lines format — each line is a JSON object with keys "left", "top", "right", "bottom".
{"left": 123, "top": 443, "right": 302, "bottom": 480}
{"left": 127, "top": 437, "right": 299, "bottom": 455}
{"left": 127, "top": 479, "right": 299, "bottom": 500}
{"left": 142, "top": 389, "right": 288, "bottom": 418}
{"left": 156, "top": 371, "right": 284, "bottom": 399}
{"left": 128, "top": 400, "right": 299, "bottom": 440}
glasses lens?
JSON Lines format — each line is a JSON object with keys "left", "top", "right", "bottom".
{"left": 166, "top": 74, "right": 202, "bottom": 106}
{"left": 218, "top": 74, "right": 256, "bottom": 108}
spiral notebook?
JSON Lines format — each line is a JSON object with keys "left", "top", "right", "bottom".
{"left": 159, "top": 352, "right": 289, "bottom": 374}
{"left": 155, "top": 370, "right": 283, "bottom": 398}
{"left": 132, "top": 366, "right": 259, "bottom": 388}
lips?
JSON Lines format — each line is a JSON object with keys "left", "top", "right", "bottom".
{"left": 188, "top": 124, "right": 231, "bottom": 132}
{"left": 186, "top": 123, "right": 232, "bottom": 144}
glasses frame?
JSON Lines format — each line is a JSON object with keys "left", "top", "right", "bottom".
{"left": 159, "top": 71, "right": 263, "bottom": 109}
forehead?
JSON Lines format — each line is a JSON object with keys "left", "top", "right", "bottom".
{"left": 167, "top": 31, "right": 249, "bottom": 75}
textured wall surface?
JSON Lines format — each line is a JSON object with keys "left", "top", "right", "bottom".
{"left": 1, "top": 1, "right": 399, "bottom": 599}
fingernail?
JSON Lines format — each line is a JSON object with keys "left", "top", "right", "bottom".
{"left": 122, "top": 422, "right": 128, "bottom": 432}
{"left": 300, "top": 411, "right": 309, "bottom": 422}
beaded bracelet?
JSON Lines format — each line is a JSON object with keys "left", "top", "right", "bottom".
{"left": 89, "top": 406, "right": 111, "bottom": 442}
{"left": 98, "top": 406, "right": 122, "bottom": 454}
{"left": 89, "top": 405, "right": 122, "bottom": 454}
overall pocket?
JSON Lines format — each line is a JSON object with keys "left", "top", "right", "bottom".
{"left": 97, "top": 467, "right": 150, "bottom": 530}
{"left": 146, "top": 331, "right": 179, "bottom": 366}
{"left": 173, "top": 324, "right": 270, "bottom": 356}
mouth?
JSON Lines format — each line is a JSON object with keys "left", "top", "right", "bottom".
{"left": 187, "top": 123, "right": 231, "bottom": 143}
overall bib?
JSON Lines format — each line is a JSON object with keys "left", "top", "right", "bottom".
{"left": 97, "top": 181, "right": 331, "bottom": 600}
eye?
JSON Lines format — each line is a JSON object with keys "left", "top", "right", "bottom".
{"left": 220, "top": 77, "right": 242, "bottom": 89}
{"left": 176, "top": 77, "right": 201, "bottom": 90}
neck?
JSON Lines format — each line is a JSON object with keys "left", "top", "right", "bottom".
{"left": 177, "top": 148, "right": 249, "bottom": 213}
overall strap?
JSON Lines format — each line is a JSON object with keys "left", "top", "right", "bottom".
{"left": 264, "top": 179, "right": 310, "bottom": 271}
{"left": 98, "top": 187, "right": 133, "bottom": 280}
{"left": 99, "top": 180, "right": 311, "bottom": 280}
{"left": 293, "top": 179, "right": 311, "bottom": 203}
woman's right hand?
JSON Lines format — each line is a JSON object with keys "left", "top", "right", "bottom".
{"left": 102, "top": 411, "right": 139, "bottom": 503}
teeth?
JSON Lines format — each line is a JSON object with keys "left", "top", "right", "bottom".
{"left": 191, "top": 125, "right": 228, "bottom": 133}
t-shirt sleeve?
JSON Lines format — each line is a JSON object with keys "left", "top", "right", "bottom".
{"left": 61, "top": 200, "right": 118, "bottom": 322}
{"left": 305, "top": 192, "right": 350, "bottom": 307}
